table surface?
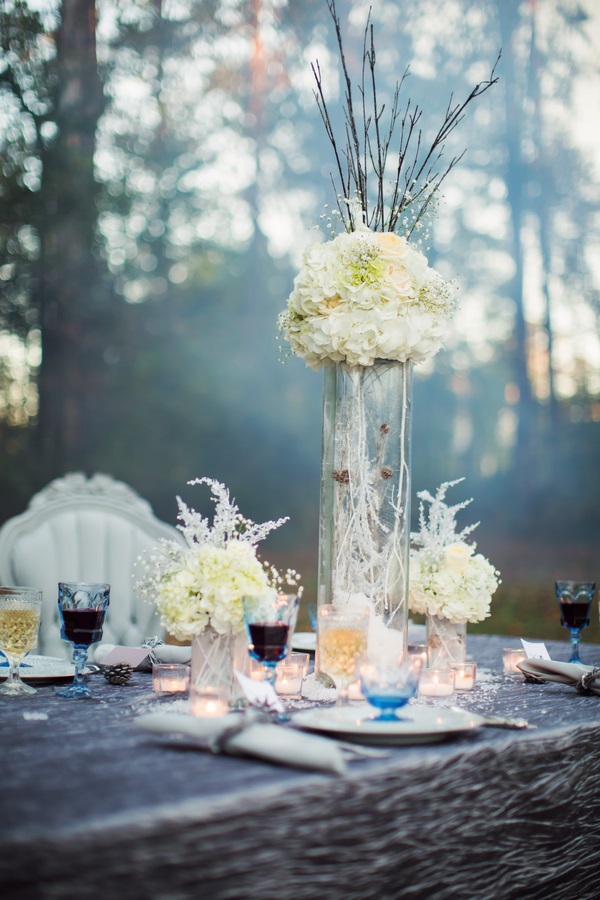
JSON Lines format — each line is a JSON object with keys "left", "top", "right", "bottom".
{"left": 2, "top": 633, "right": 600, "bottom": 900}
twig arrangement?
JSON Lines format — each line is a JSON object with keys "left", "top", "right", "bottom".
{"left": 312, "top": 0, "right": 500, "bottom": 234}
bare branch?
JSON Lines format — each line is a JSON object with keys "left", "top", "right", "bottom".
{"left": 313, "top": 1, "right": 500, "bottom": 235}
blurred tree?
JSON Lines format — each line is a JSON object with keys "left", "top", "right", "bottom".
{"left": 0, "top": 0, "right": 598, "bottom": 614}
{"left": 33, "top": 0, "right": 115, "bottom": 474}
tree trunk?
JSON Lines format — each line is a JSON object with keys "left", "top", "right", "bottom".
{"left": 34, "top": 0, "right": 109, "bottom": 475}
{"left": 496, "top": 0, "right": 536, "bottom": 471}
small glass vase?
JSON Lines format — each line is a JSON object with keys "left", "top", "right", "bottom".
{"left": 426, "top": 615, "right": 467, "bottom": 667}
{"left": 191, "top": 629, "right": 249, "bottom": 707}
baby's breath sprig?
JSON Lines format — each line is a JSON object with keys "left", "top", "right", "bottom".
{"left": 411, "top": 478, "right": 479, "bottom": 562}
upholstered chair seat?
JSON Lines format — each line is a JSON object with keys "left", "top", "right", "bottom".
{"left": 0, "top": 473, "right": 184, "bottom": 659}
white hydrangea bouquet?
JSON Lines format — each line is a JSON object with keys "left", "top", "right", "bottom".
{"left": 135, "top": 477, "right": 301, "bottom": 641}
{"left": 409, "top": 478, "right": 500, "bottom": 624}
{"left": 278, "top": 2, "right": 498, "bottom": 370}
{"left": 280, "top": 226, "right": 456, "bottom": 369}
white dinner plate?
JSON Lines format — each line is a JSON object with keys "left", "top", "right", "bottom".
{"left": 292, "top": 704, "right": 484, "bottom": 745}
{"left": 0, "top": 655, "right": 89, "bottom": 683}
{"left": 291, "top": 632, "right": 316, "bottom": 652}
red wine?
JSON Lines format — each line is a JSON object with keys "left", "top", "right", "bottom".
{"left": 560, "top": 601, "right": 590, "bottom": 630}
{"left": 61, "top": 608, "right": 106, "bottom": 646}
{"left": 248, "top": 622, "right": 289, "bottom": 663}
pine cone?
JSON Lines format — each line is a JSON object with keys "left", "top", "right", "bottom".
{"left": 102, "top": 663, "right": 134, "bottom": 685}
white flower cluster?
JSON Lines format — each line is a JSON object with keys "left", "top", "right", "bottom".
{"left": 408, "top": 479, "right": 500, "bottom": 624}
{"left": 279, "top": 227, "right": 456, "bottom": 369}
{"left": 135, "top": 478, "right": 301, "bottom": 641}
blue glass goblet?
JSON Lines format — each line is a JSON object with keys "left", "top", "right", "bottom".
{"left": 359, "top": 656, "right": 423, "bottom": 721}
{"left": 57, "top": 582, "right": 110, "bottom": 699}
{"left": 556, "top": 580, "right": 596, "bottom": 665}
{"left": 242, "top": 594, "right": 299, "bottom": 691}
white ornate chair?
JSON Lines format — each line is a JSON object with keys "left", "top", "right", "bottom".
{"left": 0, "top": 473, "right": 184, "bottom": 659}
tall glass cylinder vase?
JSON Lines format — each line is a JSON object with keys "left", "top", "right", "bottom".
{"left": 426, "top": 615, "right": 467, "bottom": 668}
{"left": 317, "top": 360, "right": 412, "bottom": 670}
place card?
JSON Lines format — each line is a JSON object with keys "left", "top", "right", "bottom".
{"left": 521, "top": 640, "right": 551, "bottom": 660}
{"left": 99, "top": 646, "right": 150, "bottom": 668}
{"left": 235, "top": 670, "right": 285, "bottom": 713}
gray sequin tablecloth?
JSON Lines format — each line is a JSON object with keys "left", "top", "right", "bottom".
{"left": 1, "top": 634, "right": 600, "bottom": 900}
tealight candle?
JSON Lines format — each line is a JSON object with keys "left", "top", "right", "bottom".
{"left": 152, "top": 663, "right": 190, "bottom": 694}
{"left": 348, "top": 679, "right": 364, "bottom": 701}
{"left": 503, "top": 648, "right": 526, "bottom": 675}
{"left": 189, "top": 685, "right": 229, "bottom": 718}
{"left": 450, "top": 662, "right": 477, "bottom": 691}
{"left": 275, "top": 661, "right": 304, "bottom": 698}
{"left": 249, "top": 659, "right": 265, "bottom": 682}
{"left": 286, "top": 652, "right": 310, "bottom": 677}
{"left": 407, "top": 643, "right": 428, "bottom": 666}
{"left": 419, "top": 668, "right": 455, "bottom": 697}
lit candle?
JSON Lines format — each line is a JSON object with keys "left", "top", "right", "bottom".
{"left": 286, "top": 652, "right": 310, "bottom": 677}
{"left": 419, "top": 668, "right": 455, "bottom": 697}
{"left": 502, "top": 648, "right": 526, "bottom": 675}
{"left": 249, "top": 660, "right": 265, "bottom": 682}
{"left": 152, "top": 663, "right": 190, "bottom": 694}
{"left": 275, "top": 662, "right": 304, "bottom": 697}
{"left": 450, "top": 662, "right": 477, "bottom": 691}
{"left": 189, "top": 685, "right": 229, "bottom": 718}
{"left": 407, "top": 643, "right": 428, "bottom": 667}
{"left": 348, "top": 679, "right": 364, "bottom": 701}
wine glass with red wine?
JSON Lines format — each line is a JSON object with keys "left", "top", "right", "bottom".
{"left": 555, "top": 580, "right": 596, "bottom": 664}
{"left": 242, "top": 594, "right": 299, "bottom": 690}
{"left": 57, "top": 582, "right": 110, "bottom": 699}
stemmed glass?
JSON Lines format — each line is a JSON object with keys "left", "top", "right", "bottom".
{"left": 0, "top": 587, "right": 42, "bottom": 696}
{"left": 57, "top": 582, "right": 110, "bottom": 699}
{"left": 242, "top": 593, "right": 299, "bottom": 690}
{"left": 359, "top": 656, "right": 422, "bottom": 721}
{"left": 318, "top": 605, "right": 369, "bottom": 705}
{"left": 556, "top": 580, "right": 596, "bottom": 664}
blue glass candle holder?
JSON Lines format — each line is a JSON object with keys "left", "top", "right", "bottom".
{"left": 359, "top": 656, "right": 422, "bottom": 721}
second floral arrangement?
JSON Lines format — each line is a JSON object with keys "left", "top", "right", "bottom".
{"left": 409, "top": 478, "right": 500, "bottom": 625}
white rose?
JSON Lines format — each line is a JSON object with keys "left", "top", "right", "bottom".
{"left": 444, "top": 542, "right": 474, "bottom": 575}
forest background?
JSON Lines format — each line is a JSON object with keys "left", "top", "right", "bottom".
{"left": 1, "top": 0, "right": 599, "bottom": 640}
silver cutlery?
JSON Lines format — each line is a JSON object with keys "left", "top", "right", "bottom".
{"left": 452, "top": 708, "right": 534, "bottom": 729}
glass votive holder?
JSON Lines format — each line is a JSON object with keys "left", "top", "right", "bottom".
{"left": 407, "top": 643, "right": 428, "bottom": 666}
{"left": 449, "top": 662, "right": 477, "bottom": 691}
{"left": 503, "top": 648, "right": 526, "bottom": 675}
{"left": 286, "top": 652, "right": 310, "bottom": 677}
{"left": 189, "top": 684, "right": 229, "bottom": 718}
{"left": 249, "top": 658, "right": 266, "bottom": 682}
{"left": 275, "top": 660, "right": 304, "bottom": 698}
{"left": 152, "top": 663, "right": 190, "bottom": 694}
{"left": 347, "top": 679, "right": 365, "bottom": 701}
{"left": 418, "top": 667, "right": 455, "bottom": 697}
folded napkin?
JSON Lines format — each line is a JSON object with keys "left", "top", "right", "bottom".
{"left": 94, "top": 642, "right": 191, "bottom": 669}
{"left": 135, "top": 709, "right": 347, "bottom": 774}
{"left": 517, "top": 658, "right": 600, "bottom": 695}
